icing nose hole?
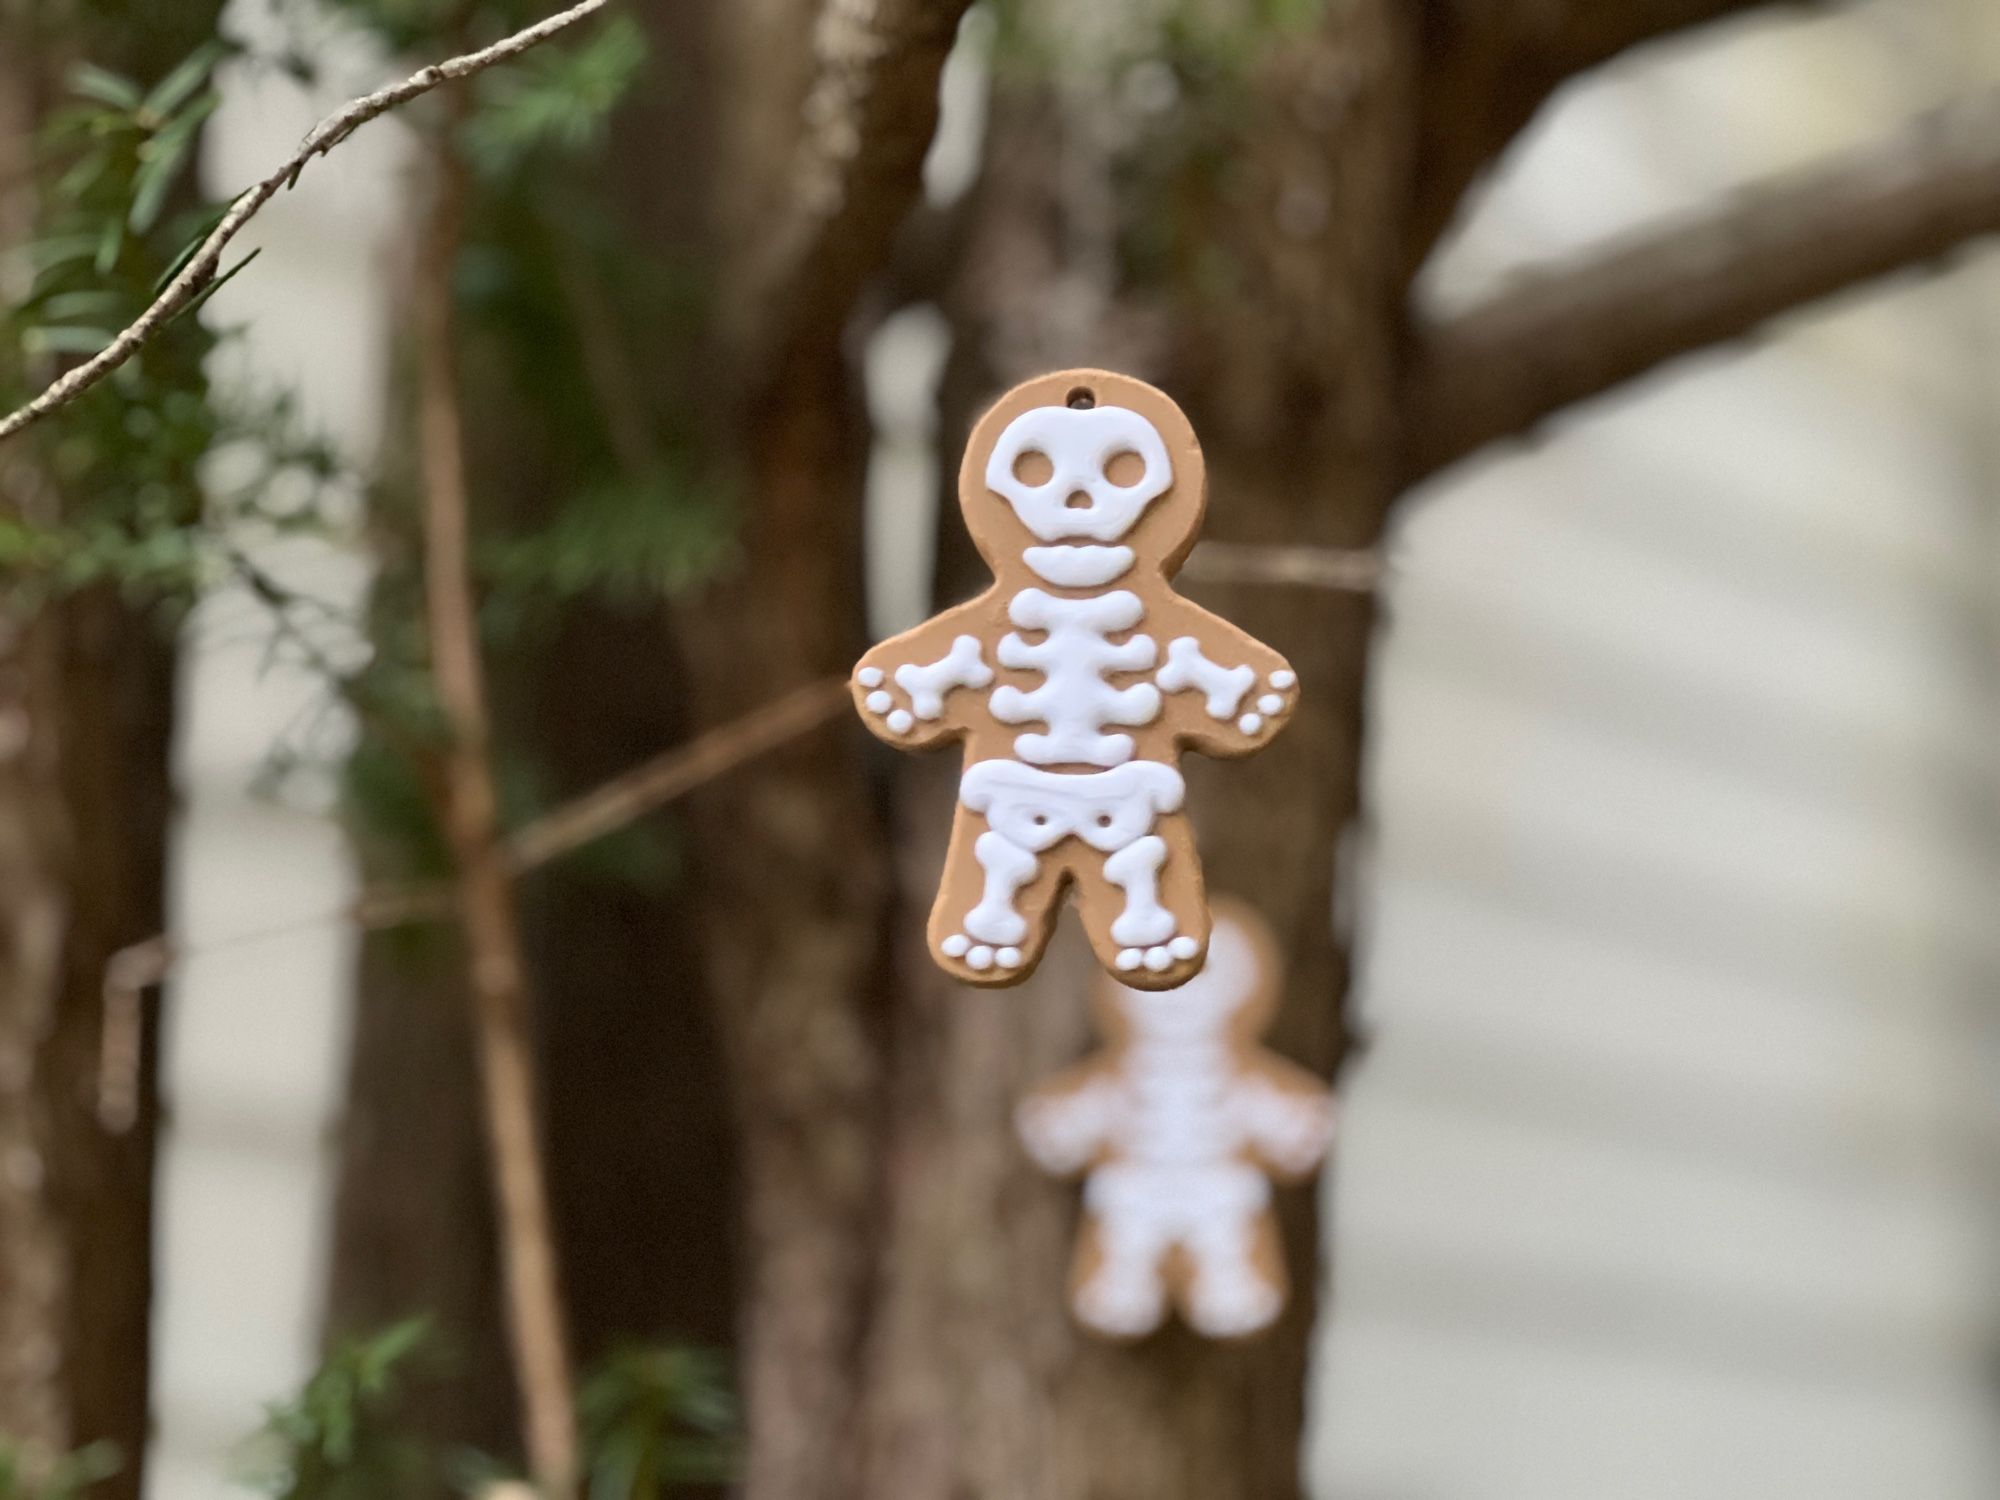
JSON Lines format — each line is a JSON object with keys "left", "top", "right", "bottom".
{"left": 1066, "top": 386, "right": 1095, "bottom": 409}
{"left": 1011, "top": 449, "right": 1053, "bottom": 487}
{"left": 1064, "top": 491, "right": 1093, "bottom": 510}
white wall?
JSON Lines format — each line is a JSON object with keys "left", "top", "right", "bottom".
{"left": 150, "top": 8, "right": 403, "bottom": 1492}
{"left": 1313, "top": 2, "right": 2000, "bottom": 1494}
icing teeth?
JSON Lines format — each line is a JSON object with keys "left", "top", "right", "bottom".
{"left": 1022, "top": 544, "right": 1136, "bottom": 588}
{"left": 857, "top": 666, "right": 884, "bottom": 687}
{"left": 1143, "top": 945, "right": 1172, "bottom": 972}
{"left": 1169, "top": 935, "right": 1199, "bottom": 960}
{"left": 1116, "top": 948, "right": 1143, "bottom": 971}
{"left": 1257, "top": 694, "right": 1283, "bottom": 715}
{"left": 866, "top": 690, "right": 893, "bottom": 713}
{"left": 967, "top": 945, "right": 996, "bottom": 971}
{"left": 941, "top": 934, "right": 971, "bottom": 958}
{"left": 1268, "top": 669, "right": 1295, "bottom": 690}
{"left": 997, "top": 946, "right": 1023, "bottom": 969}
{"left": 887, "top": 709, "right": 914, "bottom": 734}
{"left": 1237, "top": 712, "right": 1263, "bottom": 735}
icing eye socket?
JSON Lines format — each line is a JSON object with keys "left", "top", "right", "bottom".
{"left": 1104, "top": 450, "right": 1146, "bottom": 488}
{"left": 1011, "top": 449, "right": 1054, "bottom": 487}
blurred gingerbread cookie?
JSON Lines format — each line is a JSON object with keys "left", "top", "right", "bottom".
{"left": 851, "top": 369, "right": 1298, "bottom": 989}
{"left": 1016, "top": 898, "right": 1334, "bottom": 1339}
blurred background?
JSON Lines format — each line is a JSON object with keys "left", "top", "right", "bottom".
{"left": 4, "top": 0, "right": 2000, "bottom": 1497}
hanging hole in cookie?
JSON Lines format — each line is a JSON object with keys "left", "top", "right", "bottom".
{"left": 1095, "top": 813, "right": 1114, "bottom": 828}
{"left": 1066, "top": 386, "right": 1096, "bottom": 409}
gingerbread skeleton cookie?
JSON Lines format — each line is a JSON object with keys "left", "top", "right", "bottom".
{"left": 851, "top": 370, "right": 1297, "bottom": 989}
{"left": 1016, "top": 899, "right": 1334, "bottom": 1339}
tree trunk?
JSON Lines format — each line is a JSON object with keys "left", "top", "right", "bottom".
{"left": 827, "top": 11, "right": 1410, "bottom": 1491}
{"left": 0, "top": 8, "right": 219, "bottom": 1491}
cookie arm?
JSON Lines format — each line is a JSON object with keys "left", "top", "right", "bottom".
{"left": 1233, "top": 1060, "right": 1334, "bottom": 1181}
{"left": 852, "top": 595, "right": 1000, "bottom": 750}
{"left": 1150, "top": 595, "right": 1299, "bottom": 756}
{"left": 1016, "top": 1069, "right": 1122, "bottom": 1176}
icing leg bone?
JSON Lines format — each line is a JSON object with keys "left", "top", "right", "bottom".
{"left": 1181, "top": 1177, "right": 1283, "bottom": 1337}
{"left": 1103, "top": 837, "right": 1176, "bottom": 951}
{"left": 964, "top": 831, "right": 1039, "bottom": 949}
{"left": 1077, "top": 1167, "right": 1177, "bottom": 1336}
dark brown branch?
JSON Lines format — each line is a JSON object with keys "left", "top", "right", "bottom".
{"left": 0, "top": 0, "right": 612, "bottom": 443}
{"left": 1404, "top": 88, "right": 2000, "bottom": 483}
{"left": 1410, "top": 0, "right": 1810, "bottom": 271}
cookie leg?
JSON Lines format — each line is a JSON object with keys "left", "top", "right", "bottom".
{"left": 927, "top": 805, "right": 1062, "bottom": 986}
{"left": 1073, "top": 811, "right": 1208, "bottom": 988}
{"left": 1180, "top": 1202, "right": 1284, "bottom": 1339}
{"left": 1073, "top": 1208, "right": 1171, "bottom": 1339}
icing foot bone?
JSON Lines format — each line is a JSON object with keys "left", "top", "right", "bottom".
{"left": 850, "top": 368, "right": 1299, "bottom": 988}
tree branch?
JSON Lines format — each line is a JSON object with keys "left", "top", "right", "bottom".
{"left": 742, "top": 0, "right": 974, "bottom": 381}
{"left": 1409, "top": 0, "right": 1810, "bottom": 271}
{"left": 0, "top": 0, "right": 613, "bottom": 444}
{"left": 1404, "top": 88, "right": 2000, "bottom": 483}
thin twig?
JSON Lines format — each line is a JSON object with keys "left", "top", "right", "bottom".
{"left": 416, "top": 108, "right": 578, "bottom": 1497}
{"left": 96, "top": 673, "right": 850, "bottom": 1073}
{"left": 507, "top": 676, "right": 849, "bottom": 870}
{"left": 0, "top": 0, "right": 614, "bottom": 444}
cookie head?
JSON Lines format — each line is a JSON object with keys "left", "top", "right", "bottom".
{"left": 1100, "top": 901, "right": 1277, "bottom": 1045}
{"left": 961, "top": 370, "right": 1205, "bottom": 580}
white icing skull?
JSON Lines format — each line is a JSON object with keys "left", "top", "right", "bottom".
{"left": 984, "top": 404, "right": 1173, "bottom": 543}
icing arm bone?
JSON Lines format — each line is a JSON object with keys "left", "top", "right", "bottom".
{"left": 853, "top": 609, "right": 997, "bottom": 748}
{"left": 1153, "top": 607, "right": 1298, "bottom": 753}
{"left": 1234, "top": 1072, "right": 1336, "bottom": 1178}
{"left": 1017, "top": 1073, "right": 1123, "bottom": 1175}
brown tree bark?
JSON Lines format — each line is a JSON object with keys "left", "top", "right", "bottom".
{"left": 0, "top": 7, "right": 219, "bottom": 1493}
